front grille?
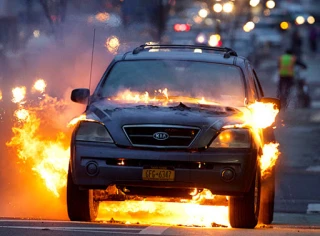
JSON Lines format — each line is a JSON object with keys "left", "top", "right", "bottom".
{"left": 123, "top": 125, "right": 200, "bottom": 148}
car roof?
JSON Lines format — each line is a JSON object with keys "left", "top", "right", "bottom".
{"left": 116, "top": 45, "right": 247, "bottom": 66}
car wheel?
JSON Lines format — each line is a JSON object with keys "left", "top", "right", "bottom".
{"left": 229, "top": 166, "right": 261, "bottom": 228}
{"left": 259, "top": 167, "right": 275, "bottom": 224}
{"left": 67, "top": 164, "right": 99, "bottom": 221}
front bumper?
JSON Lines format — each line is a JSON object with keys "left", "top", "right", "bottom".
{"left": 71, "top": 141, "right": 258, "bottom": 196}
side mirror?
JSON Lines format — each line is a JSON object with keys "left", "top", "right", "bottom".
{"left": 260, "top": 97, "right": 281, "bottom": 110}
{"left": 71, "top": 88, "right": 90, "bottom": 104}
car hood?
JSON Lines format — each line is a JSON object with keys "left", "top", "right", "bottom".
{"left": 85, "top": 100, "right": 247, "bottom": 148}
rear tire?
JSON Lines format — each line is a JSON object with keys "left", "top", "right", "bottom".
{"left": 229, "top": 167, "right": 261, "bottom": 228}
{"left": 259, "top": 168, "right": 275, "bottom": 224}
{"left": 67, "top": 164, "right": 99, "bottom": 221}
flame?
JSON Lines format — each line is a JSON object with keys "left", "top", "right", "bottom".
{"left": 112, "top": 89, "right": 172, "bottom": 104}
{"left": 7, "top": 106, "right": 70, "bottom": 197}
{"left": 112, "top": 89, "right": 220, "bottom": 105}
{"left": 0, "top": 89, "right": 2, "bottom": 101}
{"left": 240, "top": 101, "right": 280, "bottom": 178}
{"left": 33, "top": 79, "right": 47, "bottom": 93}
{"left": 67, "top": 114, "right": 87, "bottom": 127}
{"left": 7, "top": 85, "right": 71, "bottom": 198}
{"left": 12, "top": 86, "right": 26, "bottom": 104}
{"left": 14, "top": 108, "right": 30, "bottom": 121}
{"left": 261, "top": 142, "right": 280, "bottom": 177}
{"left": 97, "top": 201, "right": 229, "bottom": 227}
{"left": 245, "top": 102, "right": 279, "bottom": 129}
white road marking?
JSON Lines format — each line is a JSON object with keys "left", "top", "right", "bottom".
{"left": 307, "top": 204, "right": 320, "bottom": 214}
{"left": 0, "top": 219, "right": 71, "bottom": 223}
{"left": 139, "top": 226, "right": 169, "bottom": 235}
{"left": 311, "top": 101, "right": 320, "bottom": 109}
{"left": 306, "top": 166, "right": 320, "bottom": 172}
{"left": 0, "top": 225, "right": 142, "bottom": 234}
{"left": 310, "top": 111, "right": 320, "bottom": 122}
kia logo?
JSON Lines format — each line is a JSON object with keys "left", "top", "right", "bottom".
{"left": 153, "top": 132, "right": 169, "bottom": 141}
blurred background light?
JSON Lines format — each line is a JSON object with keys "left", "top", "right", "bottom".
{"left": 196, "top": 34, "right": 206, "bottom": 44}
{"left": 208, "top": 34, "right": 222, "bottom": 47}
{"left": 296, "top": 16, "right": 305, "bottom": 25}
{"left": 266, "top": 0, "right": 276, "bottom": 9}
{"left": 213, "top": 3, "right": 223, "bottom": 13}
{"left": 280, "top": 21, "right": 289, "bottom": 30}
{"left": 198, "top": 8, "right": 209, "bottom": 18}
{"left": 243, "top": 21, "right": 255, "bottom": 33}
{"left": 33, "top": 30, "right": 40, "bottom": 38}
{"left": 250, "top": 0, "right": 260, "bottom": 8}
{"left": 264, "top": 9, "right": 271, "bottom": 16}
{"left": 204, "top": 18, "right": 214, "bottom": 26}
{"left": 223, "top": 2, "right": 234, "bottom": 13}
{"left": 253, "top": 16, "right": 260, "bottom": 23}
{"left": 307, "top": 16, "right": 315, "bottom": 24}
{"left": 246, "top": 21, "right": 255, "bottom": 30}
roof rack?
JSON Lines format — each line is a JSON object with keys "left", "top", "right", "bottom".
{"left": 132, "top": 44, "right": 238, "bottom": 57}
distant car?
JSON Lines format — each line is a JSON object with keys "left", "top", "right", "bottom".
{"left": 161, "top": 16, "right": 198, "bottom": 45}
{"left": 68, "top": 44, "right": 280, "bottom": 228}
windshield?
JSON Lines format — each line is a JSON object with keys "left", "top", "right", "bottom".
{"left": 97, "top": 60, "right": 245, "bottom": 107}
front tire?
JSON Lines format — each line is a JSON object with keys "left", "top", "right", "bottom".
{"left": 67, "top": 164, "right": 99, "bottom": 221}
{"left": 229, "top": 166, "right": 261, "bottom": 228}
{"left": 259, "top": 168, "right": 275, "bottom": 224}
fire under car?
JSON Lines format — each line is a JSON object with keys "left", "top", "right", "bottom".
{"left": 67, "top": 44, "right": 280, "bottom": 228}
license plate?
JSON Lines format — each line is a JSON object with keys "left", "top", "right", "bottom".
{"left": 142, "top": 167, "right": 175, "bottom": 181}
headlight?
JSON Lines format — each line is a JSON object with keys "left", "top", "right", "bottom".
{"left": 210, "top": 129, "right": 250, "bottom": 148}
{"left": 75, "top": 121, "right": 113, "bottom": 143}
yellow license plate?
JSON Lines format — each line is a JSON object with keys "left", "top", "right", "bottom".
{"left": 142, "top": 167, "right": 175, "bottom": 181}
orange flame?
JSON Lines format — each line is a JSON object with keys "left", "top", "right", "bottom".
{"left": 0, "top": 89, "right": 2, "bottom": 101}
{"left": 261, "top": 142, "right": 280, "bottom": 177}
{"left": 241, "top": 101, "right": 280, "bottom": 178}
{"left": 12, "top": 86, "right": 26, "bottom": 104}
{"left": 245, "top": 102, "right": 279, "bottom": 129}
{"left": 112, "top": 88, "right": 219, "bottom": 105}
{"left": 7, "top": 108, "right": 70, "bottom": 197}
{"left": 14, "top": 108, "right": 30, "bottom": 121}
{"left": 97, "top": 201, "right": 229, "bottom": 227}
{"left": 33, "top": 79, "right": 47, "bottom": 93}
{"left": 67, "top": 114, "right": 87, "bottom": 127}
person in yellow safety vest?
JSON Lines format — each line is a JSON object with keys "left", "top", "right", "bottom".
{"left": 278, "top": 49, "right": 307, "bottom": 108}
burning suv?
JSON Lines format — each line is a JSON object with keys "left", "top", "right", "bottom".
{"left": 67, "top": 44, "right": 280, "bottom": 228}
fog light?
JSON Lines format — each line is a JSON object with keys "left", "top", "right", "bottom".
{"left": 86, "top": 162, "right": 99, "bottom": 176}
{"left": 221, "top": 168, "right": 235, "bottom": 182}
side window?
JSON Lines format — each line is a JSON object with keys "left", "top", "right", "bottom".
{"left": 247, "top": 64, "right": 262, "bottom": 100}
{"left": 246, "top": 63, "right": 258, "bottom": 102}
{"left": 253, "top": 69, "right": 264, "bottom": 98}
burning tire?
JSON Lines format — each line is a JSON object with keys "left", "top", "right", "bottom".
{"left": 67, "top": 164, "right": 99, "bottom": 221}
{"left": 229, "top": 166, "right": 261, "bottom": 228}
{"left": 259, "top": 168, "right": 275, "bottom": 224}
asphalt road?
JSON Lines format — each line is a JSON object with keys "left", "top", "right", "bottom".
{"left": 0, "top": 217, "right": 320, "bottom": 236}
